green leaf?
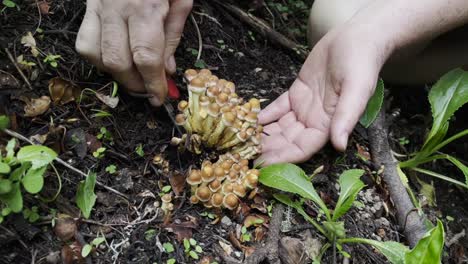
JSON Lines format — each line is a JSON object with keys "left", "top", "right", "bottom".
{"left": 167, "top": 259, "right": 176, "bottom": 264}
{"left": 195, "top": 245, "right": 203, "bottom": 253}
{"left": 76, "top": 173, "right": 97, "bottom": 219}
{"left": 359, "top": 78, "right": 384, "bottom": 128}
{"left": 189, "top": 238, "right": 197, "bottom": 246}
{"left": 345, "top": 238, "right": 408, "bottom": 264}
{"left": 162, "top": 185, "right": 172, "bottom": 193}
{"left": 22, "top": 166, "right": 47, "bottom": 194}
{"left": 260, "top": 163, "right": 330, "bottom": 219}
{"left": 81, "top": 244, "right": 92, "bottom": 258}
{"left": 5, "top": 139, "right": 16, "bottom": 163}
{"left": 189, "top": 250, "right": 199, "bottom": 259}
{"left": 0, "top": 179, "right": 13, "bottom": 194}
{"left": 135, "top": 144, "right": 144, "bottom": 157}
{"left": 194, "top": 59, "right": 206, "bottom": 69}
{"left": 183, "top": 239, "right": 190, "bottom": 251}
{"left": 405, "top": 220, "right": 444, "bottom": 264}
{"left": 444, "top": 155, "right": 468, "bottom": 185}
{"left": 17, "top": 145, "right": 57, "bottom": 169}
{"left": 2, "top": 0, "right": 15, "bottom": 8}
{"left": 332, "top": 169, "right": 365, "bottom": 221}
{"left": 0, "top": 162, "right": 11, "bottom": 174}
{"left": 424, "top": 68, "right": 468, "bottom": 150}
{"left": 0, "top": 182, "right": 22, "bottom": 212}
{"left": 323, "top": 221, "right": 346, "bottom": 238}
{"left": 0, "top": 115, "right": 10, "bottom": 130}
{"left": 92, "top": 237, "right": 106, "bottom": 247}
{"left": 417, "top": 178, "right": 436, "bottom": 207}
{"left": 163, "top": 242, "right": 174, "bottom": 253}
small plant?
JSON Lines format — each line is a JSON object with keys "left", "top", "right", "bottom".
{"left": 97, "top": 127, "right": 112, "bottom": 141}
{"left": 183, "top": 238, "right": 203, "bottom": 260}
{"left": 259, "top": 163, "right": 445, "bottom": 263}
{"left": 81, "top": 236, "right": 106, "bottom": 257}
{"left": 144, "top": 229, "right": 157, "bottom": 241}
{"left": 0, "top": 135, "right": 57, "bottom": 220}
{"left": 92, "top": 147, "right": 106, "bottom": 159}
{"left": 398, "top": 68, "right": 468, "bottom": 189}
{"left": 135, "top": 144, "right": 144, "bottom": 157}
{"left": 163, "top": 242, "right": 175, "bottom": 253}
{"left": 398, "top": 137, "right": 410, "bottom": 146}
{"left": 105, "top": 164, "right": 117, "bottom": 174}
{"left": 240, "top": 225, "right": 252, "bottom": 242}
{"left": 76, "top": 173, "right": 97, "bottom": 219}
{"left": 200, "top": 211, "right": 216, "bottom": 219}
{"left": 43, "top": 54, "right": 62, "bottom": 68}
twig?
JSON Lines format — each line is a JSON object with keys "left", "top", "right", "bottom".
{"left": 244, "top": 203, "right": 284, "bottom": 264}
{"left": 368, "top": 109, "right": 426, "bottom": 247}
{"left": 215, "top": 2, "right": 308, "bottom": 60}
{"left": 190, "top": 13, "right": 203, "bottom": 61}
{"left": 4, "top": 48, "right": 33, "bottom": 90}
{"left": 2, "top": 128, "right": 129, "bottom": 200}
{"left": 33, "top": 0, "right": 42, "bottom": 36}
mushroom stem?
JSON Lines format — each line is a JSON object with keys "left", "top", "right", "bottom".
{"left": 207, "top": 112, "right": 236, "bottom": 147}
{"left": 188, "top": 78, "right": 207, "bottom": 133}
{"left": 218, "top": 130, "right": 248, "bottom": 150}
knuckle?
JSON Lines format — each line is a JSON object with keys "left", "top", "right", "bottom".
{"left": 132, "top": 46, "right": 163, "bottom": 68}
{"left": 177, "top": 0, "right": 193, "bottom": 14}
{"left": 102, "top": 49, "right": 129, "bottom": 72}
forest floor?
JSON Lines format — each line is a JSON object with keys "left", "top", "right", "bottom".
{"left": 0, "top": 0, "right": 467, "bottom": 263}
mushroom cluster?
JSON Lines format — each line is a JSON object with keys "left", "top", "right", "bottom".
{"left": 186, "top": 153, "right": 259, "bottom": 210}
{"left": 171, "top": 69, "right": 262, "bottom": 160}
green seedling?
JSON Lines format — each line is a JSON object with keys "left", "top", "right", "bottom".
{"left": 97, "top": 127, "right": 112, "bottom": 141}
{"left": 259, "top": 163, "right": 445, "bottom": 263}
{"left": 241, "top": 226, "right": 252, "bottom": 242}
{"left": 144, "top": 229, "right": 157, "bottom": 241}
{"left": 76, "top": 173, "right": 97, "bottom": 219}
{"left": 399, "top": 137, "right": 410, "bottom": 146}
{"left": 200, "top": 211, "right": 216, "bottom": 219}
{"left": 163, "top": 242, "right": 175, "bottom": 253}
{"left": 23, "top": 206, "right": 40, "bottom": 223}
{"left": 105, "top": 165, "right": 117, "bottom": 174}
{"left": 161, "top": 185, "right": 171, "bottom": 194}
{"left": 135, "top": 144, "right": 144, "bottom": 157}
{"left": 194, "top": 59, "right": 206, "bottom": 69}
{"left": 82, "top": 236, "right": 106, "bottom": 257}
{"left": 43, "top": 54, "right": 61, "bottom": 68}
{"left": 93, "top": 147, "right": 106, "bottom": 159}
{"left": 183, "top": 238, "right": 202, "bottom": 260}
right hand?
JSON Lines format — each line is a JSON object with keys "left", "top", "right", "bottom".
{"left": 76, "top": 0, "right": 193, "bottom": 106}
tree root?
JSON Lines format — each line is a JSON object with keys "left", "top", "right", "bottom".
{"left": 244, "top": 203, "right": 285, "bottom": 264}
{"left": 368, "top": 110, "right": 427, "bottom": 247}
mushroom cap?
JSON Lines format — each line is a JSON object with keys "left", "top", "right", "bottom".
{"left": 245, "top": 112, "right": 258, "bottom": 123}
{"left": 240, "top": 159, "right": 249, "bottom": 167}
{"left": 184, "top": 69, "right": 198, "bottom": 81}
{"left": 216, "top": 79, "right": 227, "bottom": 88}
{"left": 161, "top": 193, "right": 172, "bottom": 203}
{"left": 231, "top": 164, "right": 241, "bottom": 172}
{"left": 207, "top": 75, "right": 219, "bottom": 86}
{"left": 152, "top": 154, "right": 163, "bottom": 165}
{"left": 208, "top": 103, "right": 220, "bottom": 117}
{"left": 189, "top": 77, "right": 207, "bottom": 93}
{"left": 216, "top": 93, "right": 229, "bottom": 106}
{"left": 246, "top": 127, "right": 255, "bottom": 136}
{"left": 202, "top": 160, "right": 212, "bottom": 167}
{"left": 237, "top": 131, "right": 248, "bottom": 142}
{"left": 228, "top": 170, "right": 239, "bottom": 181}
{"left": 221, "top": 87, "right": 232, "bottom": 95}
{"left": 237, "top": 110, "right": 246, "bottom": 120}
{"left": 225, "top": 81, "right": 236, "bottom": 93}
{"left": 198, "top": 69, "right": 212, "bottom": 77}
{"left": 211, "top": 193, "right": 224, "bottom": 207}
{"left": 207, "top": 86, "right": 220, "bottom": 97}
{"left": 233, "top": 183, "right": 246, "bottom": 197}
{"left": 241, "top": 103, "right": 251, "bottom": 113}
{"left": 178, "top": 100, "right": 188, "bottom": 112}
{"left": 190, "top": 195, "right": 199, "bottom": 204}
{"left": 231, "top": 153, "right": 241, "bottom": 162}
{"left": 201, "top": 165, "right": 215, "bottom": 182}
{"left": 175, "top": 114, "right": 186, "bottom": 126}
{"left": 245, "top": 172, "right": 259, "bottom": 188}
{"left": 249, "top": 98, "right": 261, "bottom": 112}
{"left": 223, "top": 193, "right": 239, "bottom": 210}
{"left": 196, "top": 186, "right": 212, "bottom": 202}
{"left": 221, "top": 160, "right": 232, "bottom": 172}
{"left": 214, "top": 166, "right": 225, "bottom": 180}
{"left": 187, "top": 170, "right": 202, "bottom": 185}
{"left": 200, "top": 95, "right": 210, "bottom": 104}
{"left": 223, "top": 112, "right": 236, "bottom": 126}
{"left": 222, "top": 182, "right": 234, "bottom": 194}
{"left": 209, "top": 179, "right": 222, "bottom": 192}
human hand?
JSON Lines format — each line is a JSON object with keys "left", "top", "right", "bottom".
{"left": 76, "top": 0, "right": 193, "bottom": 106}
{"left": 257, "top": 24, "right": 393, "bottom": 165}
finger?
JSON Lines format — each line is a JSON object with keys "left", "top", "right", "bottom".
{"left": 263, "top": 122, "right": 282, "bottom": 135}
{"left": 164, "top": 0, "right": 193, "bottom": 74}
{"left": 100, "top": 9, "right": 145, "bottom": 93}
{"left": 128, "top": 1, "right": 170, "bottom": 106}
{"left": 257, "top": 144, "right": 306, "bottom": 166}
{"left": 75, "top": 0, "right": 103, "bottom": 69}
{"left": 330, "top": 76, "right": 377, "bottom": 151}
{"left": 258, "top": 92, "right": 290, "bottom": 125}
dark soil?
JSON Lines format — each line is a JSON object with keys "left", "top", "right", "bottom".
{"left": 0, "top": 1, "right": 466, "bottom": 264}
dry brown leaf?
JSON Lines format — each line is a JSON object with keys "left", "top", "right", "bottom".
{"left": 95, "top": 92, "right": 119, "bottom": 108}
{"left": 243, "top": 214, "right": 268, "bottom": 228}
{"left": 356, "top": 143, "right": 371, "bottom": 161}
{"left": 254, "top": 226, "right": 266, "bottom": 241}
{"left": 85, "top": 134, "right": 102, "bottom": 153}
{"left": 48, "top": 77, "right": 81, "bottom": 105}
{"left": 24, "top": 96, "right": 51, "bottom": 117}
{"left": 38, "top": 1, "right": 50, "bottom": 14}
{"left": 20, "top": 32, "right": 39, "bottom": 57}
{"left": 218, "top": 240, "right": 233, "bottom": 256}
{"left": 169, "top": 171, "right": 186, "bottom": 196}
{"left": 164, "top": 220, "right": 198, "bottom": 242}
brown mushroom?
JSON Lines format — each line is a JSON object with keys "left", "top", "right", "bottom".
{"left": 196, "top": 186, "right": 212, "bottom": 202}
{"left": 223, "top": 193, "right": 239, "bottom": 210}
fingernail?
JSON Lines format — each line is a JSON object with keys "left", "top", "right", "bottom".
{"left": 149, "top": 96, "right": 162, "bottom": 107}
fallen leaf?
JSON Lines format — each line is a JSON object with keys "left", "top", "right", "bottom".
{"left": 164, "top": 220, "right": 198, "bottom": 242}
{"left": 356, "top": 143, "right": 371, "bottom": 161}
{"left": 54, "top": 214, "right": 77, "bottom": 241}
{"left": 24, "top": 96, "right": 51, "bottom": 117}
{"left": 85, "top": 134, "right": 102, "bottom": 153}
{"left": 169, "top": 171, "right": 185, "bottom": 196}
{"left": 254, "top": 226, "right": 266, "bottom": 241}
{"left": 37, "top": 1, "right": 50, "bottom": 14}
{"left": 95, "top": 92, "right": 119, "bottom": 108}
{"left": 219, "top": 240, "right": 233, "bottom": 256}
{"left": 48, "top": 77, "right": 81, "bottom": 105}
{"left": 243, "top": 214, "right": 268, "bottom": 228}
{"left": 20, "top": 32, "right": 39, "bottom": 57}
